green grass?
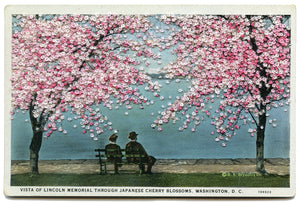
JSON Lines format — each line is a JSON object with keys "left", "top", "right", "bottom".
{"left": 11, "top": 173, "right": 289, "bottom": 187}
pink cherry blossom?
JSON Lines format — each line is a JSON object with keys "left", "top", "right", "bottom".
{"left": 155, "top": 15, "right": 290, "bottom": 148}
{"left": 11, "top": 14, "right": 162, "bottom": 139}
{"left": 11, "top": 14, "right": 290, "bottom": 154}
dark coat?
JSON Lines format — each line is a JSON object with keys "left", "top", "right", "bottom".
{"left": 125, "top": 141, "right": 149, "bottom": 163}
{"left": 105, "top": 143, "right": 122, "bottom": 163}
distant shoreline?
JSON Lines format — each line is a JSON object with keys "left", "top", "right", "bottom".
{"left": 11, "top": 158, "right": 290, "bottom": 175}
{"left": 12, "top": 158, "right": 289, "bottom": 165}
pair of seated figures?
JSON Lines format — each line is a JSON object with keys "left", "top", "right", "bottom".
{"left": 105, "top": 131, "right": 156, "bottom": 174}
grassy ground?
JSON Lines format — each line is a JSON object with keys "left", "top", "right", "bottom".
{"left": 11, "top": 173, "right": 289, "bottom": 187}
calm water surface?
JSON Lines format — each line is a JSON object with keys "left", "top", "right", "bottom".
{"left": 11, "top": 79, "right": 290, "bottom": 160}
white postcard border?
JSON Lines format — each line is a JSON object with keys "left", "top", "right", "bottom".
{"left": 4, "top": 5, "right": 296, "bottom": 198}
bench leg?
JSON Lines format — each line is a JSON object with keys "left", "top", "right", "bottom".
{"left": 100, "top": 165, "right": 103, "bottom": 175}
{"left": 104, "top": 163, "right": 107, "bottom": 174}
{"left": 139, "top": 164, "right": 145, "bottom": 175}
{"left": 114, "top": 163, "right": 120, "bottom": 174}
{"left": 99, "top": 161, "right": 107, "bottom": 175}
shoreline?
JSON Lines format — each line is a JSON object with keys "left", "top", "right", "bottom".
{"left": 12, "top": 158, "right": 290, "bottom": 165}
{"left": 11, "top": 158, "right": 290, "bottom": 175}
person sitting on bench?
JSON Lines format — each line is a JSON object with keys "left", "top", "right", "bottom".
{"left": 105, "top": 134, "right": 122, "bottom": 174}
{"left": 125, "top": 131, "right": 156, "bottom": 174}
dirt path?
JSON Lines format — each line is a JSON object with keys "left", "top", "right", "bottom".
{"left": 11, "top": 158, "right": 290, "bottom": 175}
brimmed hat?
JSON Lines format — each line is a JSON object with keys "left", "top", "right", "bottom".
{"left": 128, "top": 131, "right": 138, "bottom": 140}
{"left": 108, "top": 134, "right": 118, "bottom": 142}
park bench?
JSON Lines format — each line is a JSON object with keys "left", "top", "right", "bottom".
{"left": 95, "top": 148, "right": 148, "bottom": 175}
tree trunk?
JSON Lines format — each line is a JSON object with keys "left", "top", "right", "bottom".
{"left": 256, "top": 105, "right": 268, "bottom": 175}
{"left": 28, "top": 95, "right": 48, "bottom": 174}
{"left": 248, "top": 17, "right": 273, "bottom": 175}
{"left": 29, "top": 130, "right": 43, "bottom": 174}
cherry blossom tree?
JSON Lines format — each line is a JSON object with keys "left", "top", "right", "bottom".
{"left": 11, "top": 14, "right": 162, "bottom": 174}
{"left": 154, "top": 15, "right": 290, "bottom": 175}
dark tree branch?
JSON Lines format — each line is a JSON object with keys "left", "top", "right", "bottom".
{"left": 249, "top": 110, "right": 259, "bottom": 127}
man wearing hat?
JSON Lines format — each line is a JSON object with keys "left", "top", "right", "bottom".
{"left": 105, "top": 134, "right": 122, "bottom": 174}
{"left": 125, "top": 131, "right": 156, "bottom": 174}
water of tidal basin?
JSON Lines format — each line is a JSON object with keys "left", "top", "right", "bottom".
{"left": 11, "top": 79, "right": 290, "bottom": 160}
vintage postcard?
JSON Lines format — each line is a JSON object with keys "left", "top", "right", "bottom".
{"left": 4, "top": 5, "right": 296, "bottom": 197}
